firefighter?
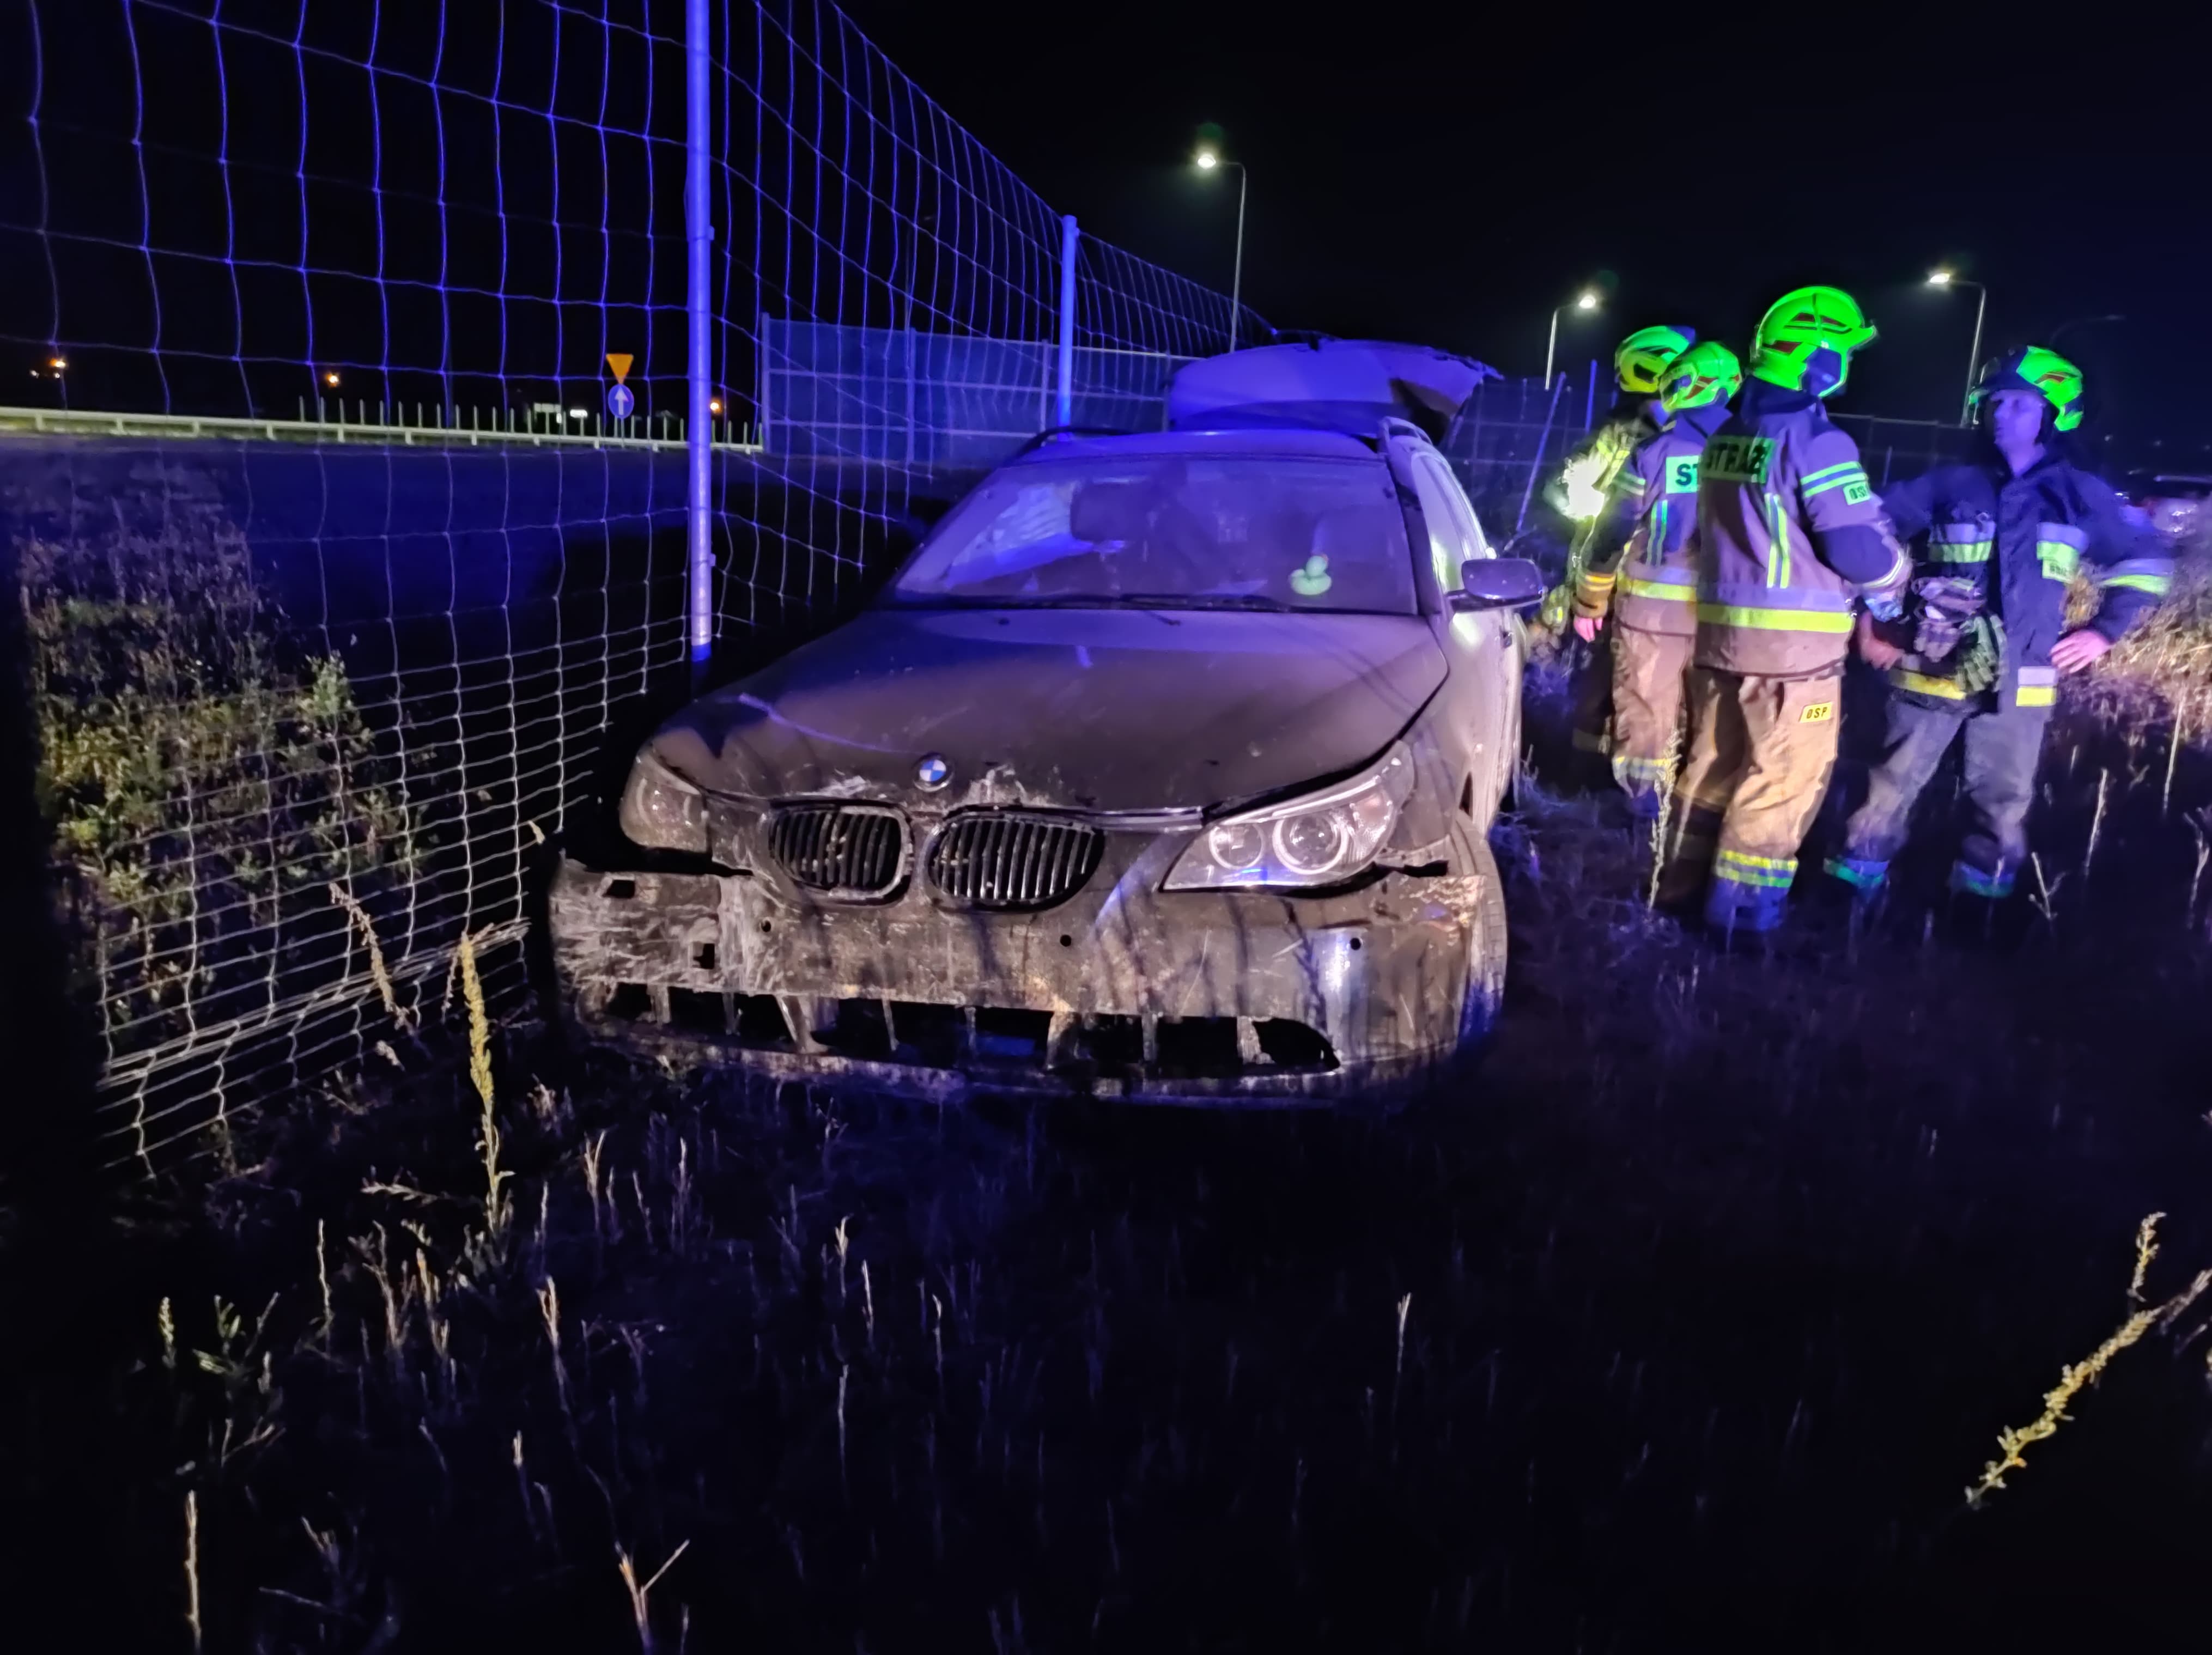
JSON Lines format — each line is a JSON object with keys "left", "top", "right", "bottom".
{"left": 1656, "top": 286, "right": 1910, "bottom": 935}
{"left": 1571, "top": 340, "right": 1744, "bottom": 814}
{"left": 1826, "top": 347, "right": 2173, "bottom": 905}
{"left": 1546, "top": 326, "right": 1698, "bottom": 775}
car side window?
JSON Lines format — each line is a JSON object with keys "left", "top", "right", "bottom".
{"left": 1408, "top": 452, "right": 1490, "bottom": 594}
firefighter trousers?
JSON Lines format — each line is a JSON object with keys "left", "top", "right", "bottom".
{"left": 1828, "top": 695, "right": 2050, "bottom": 899}
{"left": 1656, "top": 666, "right": 1843, "bottom": 933}
{"left": 1607, "top": 625, "right": 1693, "bottom": 814}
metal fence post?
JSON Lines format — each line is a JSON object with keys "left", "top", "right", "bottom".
{"left": 685, "top": 0, "right": 714, "bottom": 689}
{"left": 1056, "top": 215, "right": 1078, "bottom": 429}
{"left": 1515, "top": 374, "right": 1567, "bottom": 536}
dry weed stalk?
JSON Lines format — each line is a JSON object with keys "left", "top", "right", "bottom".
{"left": 539, "top": 1277, "right": 573, "bottom": 1423}
{"left": 355, "top": 1225, "right": 409, "bottom": 1364}
{"left": 2081, "top": 769, "right": 2110, "bottom": 881}
{"left": 671, "top": 1141, "right": 695, "bottom": 1258}
{"left": 2027, "top": 854, "right": 2065, "bottom": 933}
{"left": 2163, "top": 711, "right": 2187, "bottom": 819}
{"left": 457, "top": 930, "right": 511, "bottom": 1247}
{"left": 1644, "top": 724, "right": 1686, "bottom": 912}
{"left": 1966, "top": 1219, "right": 2212, "bottom": 1508}
{"left": 2129, "top": 1212, "right": 2165, "bottom": 1303}
{"left": 2189, "top": 812, "right": 2212, "bottom": 926}
{"left": 315, "top": 1220, "right": 332, "bottom": 1352}
{"left": 184, "top": 1489, "right": 203, "bottom": 1651}
{"left": 415, "top": 1248, "right": 454, "bottom": 1393}
{"left": 330, "top": 883, "right": 414, "bottom": 1030}
{"left": 512, "top": 1432, "right": 541, "bottom": 1544}
{"left": 582, "top": 1129, "right": 614, "bottom": 1256}
{"left": 616, "top": 1538, "right": 691, "bottom": 1653}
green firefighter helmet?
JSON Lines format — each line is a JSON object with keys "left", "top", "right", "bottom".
{"left": 1660, "top": 340, "right": 1743, "bottom": 413}
{"left": 1614, "top": 325, "right": 1696, "bottom": 395}
{"left": 1749, "top": 286, "right": 1877, "bottom": 397}
{"left": 1970, "top": 345, "right": 2086, "bottom": 432}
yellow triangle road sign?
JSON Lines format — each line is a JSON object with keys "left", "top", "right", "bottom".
{"left": 605, "top": 353, "right": 633, "bottom": 384}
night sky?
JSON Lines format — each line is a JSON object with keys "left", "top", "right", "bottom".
{"left": 844, "top": 0, "right": 2208, "bottom": 466}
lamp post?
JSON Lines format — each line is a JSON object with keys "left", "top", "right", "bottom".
{"left": 1928, "top": 269, "right": 1988, "bottom": 427}
{"left": 1545, "top": 289, "right": 1601, "bottom": 392}
{"left": 1194, "top": 147, "right": 1248, "bottom": 351}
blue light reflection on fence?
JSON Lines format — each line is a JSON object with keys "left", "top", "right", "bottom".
{"left": 760, "top": 320, "right": 1188, "bottom": 467}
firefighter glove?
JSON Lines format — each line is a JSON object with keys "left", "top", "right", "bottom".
{"left": 1539, "top": 582, "right": 1571, "bottom": 632}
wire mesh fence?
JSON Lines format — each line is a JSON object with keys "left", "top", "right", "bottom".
{"left": 1834, "top": 413, "right": 1985, "bottom": 488}
{"left": 2, "top": 0, "right": 1263, "bottom": 1172}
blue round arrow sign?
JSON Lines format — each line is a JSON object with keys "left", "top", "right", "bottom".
{"left": 605, "top": 383, "right": 635, "bottom": 421}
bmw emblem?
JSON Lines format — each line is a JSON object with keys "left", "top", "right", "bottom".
{"left": 915, "top": 753, "right": 951, "bottom": 791}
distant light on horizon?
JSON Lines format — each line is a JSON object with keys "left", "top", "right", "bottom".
{"left": 566, "top": 407, "right": 588, "bottom": 419}
{"left": 324, "top": 370, "right": 340, "bottom": 385}
{"left": 709, "top": 397, "right": 724, "bottom": 415}
{"left": 48, "top": 355, "right": 66, "bottom": 369}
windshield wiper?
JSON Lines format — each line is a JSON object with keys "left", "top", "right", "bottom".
{"left": 892, "top": 592, "right": 1300, "bottom": 612}
{"left": 886, "top": 594, "right": 1098, "bottom": 610}
{"left": 884, "top": 593, "right": 1182, "bottom": 624}
{"left": 1119, "top": 593, "right": 1298, "bottom": 612}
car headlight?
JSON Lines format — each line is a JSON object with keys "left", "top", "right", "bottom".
{"left": 618, "top": 747, "right": 708, "bottom": 854}
{"left": 1165, "top": 743, "right": 1412, "bottom": 891}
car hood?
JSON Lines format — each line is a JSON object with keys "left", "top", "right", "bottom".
{"left": 645, "top": 606, "right": 1447, "bottom": 814}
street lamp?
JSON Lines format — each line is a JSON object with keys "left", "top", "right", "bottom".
{"left": 1545, "top": 289, "right": 1602, "bottom": 391}
{"left": 1927, "top": 269, "right": 1987, "bottom": 426}
{"left": 1194, "top": 146, "right": 1248, "bottom": 351}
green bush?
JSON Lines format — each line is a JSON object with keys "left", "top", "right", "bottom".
{"left": 22, "top": 468, "right": 415, "bottom": 1054}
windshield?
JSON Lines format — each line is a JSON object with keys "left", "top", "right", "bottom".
{"left": 889, "top": 455, "right": 1418, "bottom": 614}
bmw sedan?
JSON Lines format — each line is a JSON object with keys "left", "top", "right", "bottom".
{"left": 549, "top": 382, "right": 1539, "bottom": 1103}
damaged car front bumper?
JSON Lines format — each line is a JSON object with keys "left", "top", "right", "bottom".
{"left": 548, "top": 820, "right": 1491, "bottom": 1105}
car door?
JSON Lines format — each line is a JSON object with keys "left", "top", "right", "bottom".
{"left": 1407, "top": 447, "right": 1520, "bottom": 824}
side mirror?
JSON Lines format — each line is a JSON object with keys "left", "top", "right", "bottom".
{"left": 1449, "top": 556, "right": 1547, "bottom": 612}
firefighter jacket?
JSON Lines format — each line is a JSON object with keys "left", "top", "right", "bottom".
{"left": 1691, "top": 378, "right": 1909, "bottom": 678}
{"left": 1573, "top": 399, "right": 1734, "bottom": 638}
{"left": 1879, "top": 447, "right": 2173, "bottom": 711}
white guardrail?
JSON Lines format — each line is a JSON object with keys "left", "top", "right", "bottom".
{"left": 0, "top": 403, "right": 767, "bottom": 455}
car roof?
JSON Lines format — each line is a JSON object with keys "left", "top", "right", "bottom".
{"left": 1005, "top": 426, "right": 1390, "bottom": 466}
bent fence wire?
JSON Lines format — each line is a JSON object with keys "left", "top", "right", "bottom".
{"left": 2, "top": 0, "right": 1266, "bottom": 1173}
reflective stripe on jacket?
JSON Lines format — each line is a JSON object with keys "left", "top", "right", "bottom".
{"left": 1692, "top": 379, "right": 1909, "bottom": 677}
{"left": 1879, "top": 450, "right": 2173, "bottom": 709}
{"left": 1579, "top": 399, "right": 1733, "bottom": 638}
